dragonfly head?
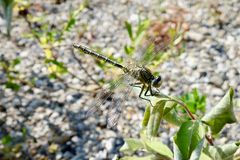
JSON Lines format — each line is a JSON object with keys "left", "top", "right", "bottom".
{"left": 152, "top": 75, "right": 162, "bottom": 88}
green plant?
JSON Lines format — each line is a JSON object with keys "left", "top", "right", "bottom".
{"left": 124, "top": 19, "right": 150, "bottom": 56}
{"left": 123, "top": 18, "right": 187, "bottom": 72}
{"left": 0, "top": 56, "right": 25, "bottom": 91}
{"left": 177, "top": 88, "right": 206, "bottom": 118}
{"left": 0, "top": 0, "right": 14, "bottom": 37}
{"left": 22, "top": 4, "right": 85, "bottom": 79}
{"left": 120, "top": 88, "right": 239, "bottom": 160}
{"left": 0, "top": 127, "right": 30, "bottom": 160}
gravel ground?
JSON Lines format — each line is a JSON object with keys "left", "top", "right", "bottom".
{"left": 0, "top": 0, "right": 239, "bottom": 159}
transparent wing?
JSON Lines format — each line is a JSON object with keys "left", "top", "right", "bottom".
{"left": 134, "top": 30, "right": 184, "bottom": 66}
{"left": 106, "top": 75, "right": 134, "bottom": 128}
{"left": 86, "top": 73, "right": 129, "bottom": 117}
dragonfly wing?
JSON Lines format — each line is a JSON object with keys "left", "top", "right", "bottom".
{"left": 106, "top": 103, "right": 121, "bottom": 128}
{"left": 86, "top": 73, "right": 129, "bottom": 117}
{"left": 106, "top": 75, "right": 134, "bottom": 128}
{"left": 134, "top": 32, "right": 183, "bottom": 66}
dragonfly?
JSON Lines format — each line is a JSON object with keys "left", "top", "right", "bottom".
{"left": 73, "top": 43, "right": 162, "bottom": 105}
{"left": 73, "top": 43, "right": 164, "bottom": 127}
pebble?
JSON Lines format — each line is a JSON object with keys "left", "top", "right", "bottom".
{"left": 210, "top": 75, "right": 223, "bottom": 86}
{"left": 102, "top": 138, "right": 115, "bottom": 152}
{"left": 211, "top": 87, "right": 224, "bottom": 96}
{"left": 185, "top": 31, "right": 204, "bottom": 42}
{"left": 227, "top": 46, "right": 237, "bottom": 59}
{"left": 71, "top": 136, "right": 79, "bottom": 143}
{"left": 27, "top": 99, "right": 46, "bottom": 109}
{"left": 94, "top": 150, "right": 108, "bottom": 160}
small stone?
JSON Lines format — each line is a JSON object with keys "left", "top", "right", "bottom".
{"left": 12, "top": 97, "right": 21, "bottom": 107}
{"left": 72, "top": 154, "right": 85, "bottom": 160}
{"left": 95, "top": 150, "right": 107, "bottom": 160}
{"left": 71, "top": 136, "right": 79, "bottom": 143}
{"left": 48, "top": 143, "right": 59, "bottom": 154}
{"left": 185, "top": 31, "right": 204, "bottom": 42}
{"left": 27, "top": 99, "right": 46, "bottom": 109}
{"left": 211, "top": 87, "right": 224, "bottom": 96}
{"left": 66, "top": 93, "right": 83, "bottom": 103}
{"left": 102, "top": 138, "right": 115, "bottom": 152}
{"left": 227, "top": 47, "right": 237, "bottom": 59}
{"left": 56, "top": 153, "right": 63, "bottom": 160}
{"left": 63, "top": 151, "right": 74, "bottom": 159}
{"left": 186, "top": 57, "right": 198, "bottom": 69}
{"left": 210, "top": 76, "right": 223, "bottom": 86}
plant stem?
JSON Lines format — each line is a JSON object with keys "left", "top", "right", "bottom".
{"left": 166, "top": 96, "right": 195, "bottom": 120}
{"left": 153, "top": 91, "right": 195, "bottom": 120}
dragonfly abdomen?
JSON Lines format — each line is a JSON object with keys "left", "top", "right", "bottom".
{"left": 73, "top": 43, "right": 128, "bottom": 71}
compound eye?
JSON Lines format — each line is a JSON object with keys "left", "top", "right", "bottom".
{"left": 152, "top": 75, "right": 162, "bottom": 88}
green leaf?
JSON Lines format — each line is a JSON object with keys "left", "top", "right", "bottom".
{"left": 48, "top": 73, "right": 57, "bottom": 79}
{"left": 189, "top": 138, "right": 204, "bottom": 160}
{"left": 173, "top": 140, "right": 183, "bottom": 160}
{"left": 120, "top": 155, "right": 155, "bottom": 160}
{"left": 173, "top": 120, "right": 205, "bottom": 160}
{"left": 199, "top": 152, "right": 212, "bottom": 160}
{"left": 144, "top": 137, "right": 173, "bottom": 159}
{"left": 64, "top": 18, "right": 76, "bottom": 32}
{"left": 120, "top": 138, "right": 144, "bottom": 153}
{"left": 45, "top": 59, "right": 68, "bottom": 74}
{"left": 147, "top": 100, "right": 165, "bottom": 136}
{"left": 124, "top": 45, "right": 135, "bottom": 56}
{"left": 125, "top": 21, "right": 133, "bottom": 40}
{"left": 203, "top": 143, "right": 239, "bottom": 160}
{"left": 201, "top": 88, "right": 237, "bottom": 135}
{"left": 0, "top": 0, "right": 14, "bottom": 37}
{"left": 1, "top": 134, "right": 12, "bottom": 145}
{"left": 136, "top": 19, "right": 150, "bottom": 37}
{"left": 141, "top": 44, "right": 154, "bottom": 63}
{"left": 179, "top": 88, "right": 206, "bottom": 115}
{"left": 134, "top": 30, "right": 146, "bottom": 47}
{"left": 142, "top": 105, "right": 151, "bottom": 127}
{"left": 163, "top": 101, "right": 183, "bottom": 126}
{"left": 11, "top": 58, "right": 21, "bottom": 66}
{"left": 163, "top": 101, "right": 177, "bottom": 115}
{"left": 5, "top": 81, "right": 20, "bottom": 91}
{"left": 22, "top": 127, "right": 27, "bottom": 138}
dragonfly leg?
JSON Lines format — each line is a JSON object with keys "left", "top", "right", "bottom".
{"left": 145, "top": 84, "right": 157, "bottom": 97}
{"left": 129, "top": 82, "right": 142, "bottom": 89}
{"left": 139, "top": 84, "right": 153, "bottom": 106}
{"left": 149, "top": 85, "right": 154, "bottom": 96}
{"left": 144, "top": 85, "right": 150, "bottom": 96}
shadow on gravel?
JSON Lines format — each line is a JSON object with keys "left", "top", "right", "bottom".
{"left": 0, "top": 78, "right": 123, "bottom": 159}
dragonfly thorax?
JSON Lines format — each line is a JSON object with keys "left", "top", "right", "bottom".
{"left": 129, "top": 66, "right": 162, "bottom": 89}
{"left": 129, "top": 66, "right": 155, "bottom": 85}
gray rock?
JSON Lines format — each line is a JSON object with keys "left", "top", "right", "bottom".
{"left": 185, "top": 31, "right": 204, "bottom": 42}
{"left": 211, "top": 87, "right": 224, "bottom": 96}
{"left": 27, "top": 99, "right": 46, "bottom": 109}
{"left": 210, "top": 76, "right": 223, "bottom": 87}
{"left": 227, "top": 46, "right": 237, "bottom": 59}
{"left": 72, "top": 154, "right": 85, "bottom": 160}
{"left": 102, "top": 138, "right": 115, "bottom": 152}
{"left": 56, "top": 153, "right": 63, "bottom": 160}
{"left": 94, "top": 150, "right": 107, "bottom": 160}
{"left": 71, "top": 136, "right": 79, "bottom": 143}
{"left": 63, "top": 151, "right": 74, "bottom": 159}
